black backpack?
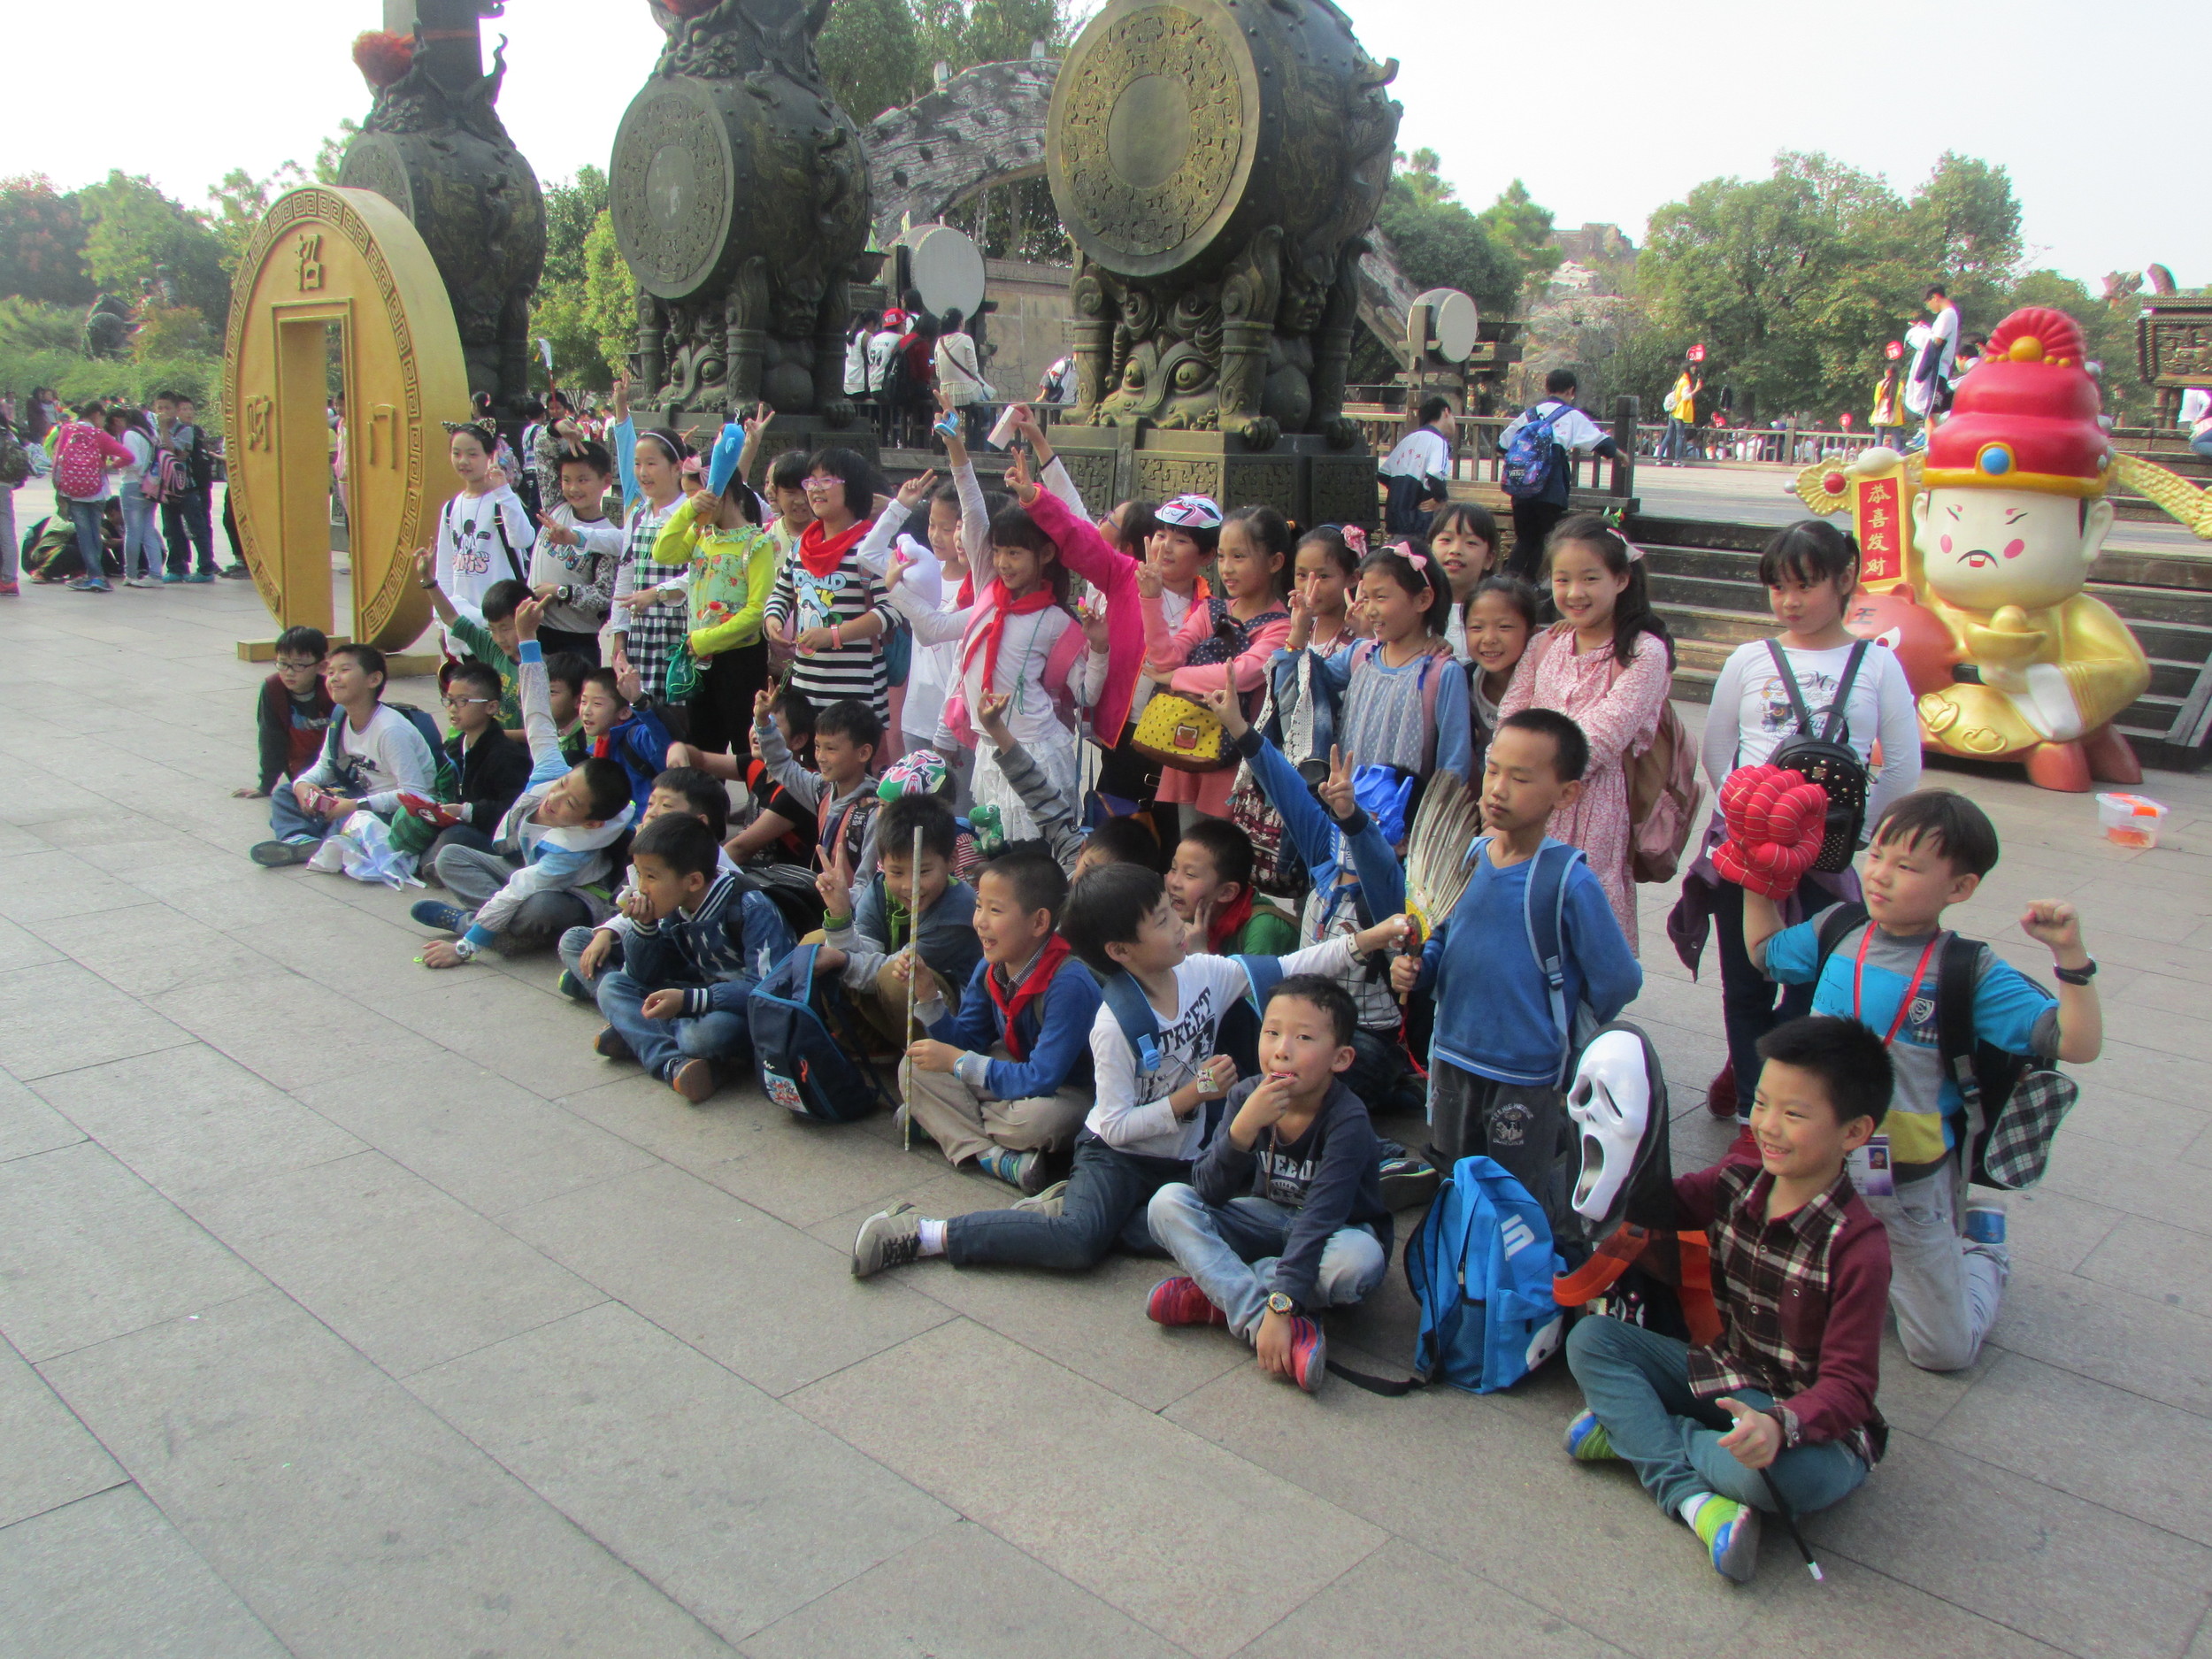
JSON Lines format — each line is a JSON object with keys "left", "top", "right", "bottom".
{"left": 1764, "top": 639, "right": 1871, "bottom": 872}
{"left": 1813, "top": 904, "right": 2078, "bottom": 1190}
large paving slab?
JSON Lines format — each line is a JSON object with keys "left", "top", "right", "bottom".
{"left": 3, "top": 549, "right": 2210, "bottom": 1655}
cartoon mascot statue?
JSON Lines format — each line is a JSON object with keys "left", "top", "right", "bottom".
{"left": 1909, "top": 307, "right": 2150, "bottom": 790}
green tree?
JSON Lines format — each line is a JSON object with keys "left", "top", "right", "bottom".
{"left": 75, "top": 172, "right": 231, "bottom": 319}
{"left": 1374, "top": 153, "right": 1525, "bottom": 323}
{"left": 0, "top": 176, "right": 93, "bottom": 306}
{"left": 541, "top": 166, "right": 610, "bottom": 291}
{"left": 204, "top": 162, "right": 309, "bottom": 275}
{"left": 530, "top": 173, "right": 621, "bottom": 390}
{"left": 314, "top": 120, "right": 362, "bottom": 186}
{"left": 1477, "top": 179, "right": 1562, "bottom": 296}
{"left": 584, "top": 210, "right": 636, "bottom": 387}
{"left": 1911, "top": 151, "right": 2021, "bottom": 311}
{"left": 818, "top": 0, "right": 929, "bottom": 123}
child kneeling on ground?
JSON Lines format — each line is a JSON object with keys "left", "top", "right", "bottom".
{"left": 1146, "top": 974, "right": 1392, "bottom": 1393}
{"left": 902, "top": 847, "right": 1102, "bottom": 1193}
{"left": 593, "top": 813, "right": 795, "bottom": 1102}
{"left": 1563, "top": 1015, "right": 1894, "bottom": 1584}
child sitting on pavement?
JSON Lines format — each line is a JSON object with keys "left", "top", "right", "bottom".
{"left": 1169, "top": 818, "right": 1299, "bottom": 957}
{"left": 1740, "top": 787, "right": 2101, "bottom": 1372}
{"left": 233, "top": 625, "right": 334, "bottom": 803}
{"left": 1391, "top": 710, "right": 1644, "bottom": 1211}
{"left": 558, "top": 766, "right": 733, "bottom": 1004}
{"left": 545, "top": 651, "right": 594, "bottom": 764}
{"left": 902, "top": 847, "right": 1102, "bottom": 1193}
{"left": 851, "top": 861, "right": 1409, "bottom": 1280}
{"left": 412, "top": 598, "right": 636, "bottom": 964}
{"left": 250, "top": 643, "right": 439, "bottom": 868}
{"left": 591, "top": 812, "right": 795, "bottom": 1103}
{"left": 1145, "top": 974, "right": 1393, "bottom": 1393}
{"left": 750, "top": 689, "right": 883, "bottom": 883}
{"left": 1563, "top": 1015, "right": 1895, "bottom": 1584}
{"left": 817, "top": 790, "right": 981, "bottom": 1055}
{"left": 413, "top": 660, "right": 534, "bottom": 875}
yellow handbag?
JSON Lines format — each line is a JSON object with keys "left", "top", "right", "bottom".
{"left": 1130, "top": 691, "right": 1236, "bottom": 772}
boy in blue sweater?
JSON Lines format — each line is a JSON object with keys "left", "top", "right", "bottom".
{"left": 1147, "top": 975, "right": 1393, "bottom": 1393}
{"left": 594, "top": 812, "right": 795, "bottom": 1102}
{"left": 1391, "top": 709, "right": 1642, "bottom": 1211}
{"left": 818, "top": 791, "right": 981, "bottom": 1053}
{"left": 903, "top": 848, "right": 1102, "bottom": 1192}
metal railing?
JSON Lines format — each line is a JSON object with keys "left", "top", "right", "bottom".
{"left": 1348, "top": 400, "right": 1640, "bottom": 501}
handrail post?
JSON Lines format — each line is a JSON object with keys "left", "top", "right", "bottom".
{"left": 1610, "top": 395, "right": 1638, "bottom": 500}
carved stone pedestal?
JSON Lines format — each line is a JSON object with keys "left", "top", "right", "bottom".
{"left": 1048, "top": 425, "right": 1375, "bottom": 534}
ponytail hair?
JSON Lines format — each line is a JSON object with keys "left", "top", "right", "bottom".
{"left": 1356, "top": 536, "right": 1452, "bottom": 636}
{"left": 1224, "top": 503, "right": 1294, "bottom": 597}
{"left": 1542, "top": 511, "right": 1671, "bottom": 669}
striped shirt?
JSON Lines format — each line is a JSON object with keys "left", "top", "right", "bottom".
{"left": 764, "top": 544, "right": 897, "bottom": 722}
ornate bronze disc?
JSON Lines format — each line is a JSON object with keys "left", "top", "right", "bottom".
{"left": 611, "top": 76, "right": 736, "bottom": 302}
{"left": 1047, "top": 0, "right": 1260, "bottom": 280}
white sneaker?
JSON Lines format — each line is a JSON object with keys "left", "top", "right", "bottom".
{"left": 124, "top": 576, "right": 155, "bottom": 588}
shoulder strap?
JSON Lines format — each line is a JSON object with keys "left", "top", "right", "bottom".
{"left": 1522, "top": 842, "right": 1582, "bottom": 1082}
{"left": 489, "top": 500, "right": 527, "bottom": 584}
{"left": 1821, "top": 641, "right": 1870, "bottom": 745}
{"left": 1763, "top": 639, "right": 1817, "bottom": 739}
{"left": 1102, "top": 972, "right": 1164, "bottom": 1073}
{"left": 1813, "top": 901, "right": 1870, "bottom": 968}
{"left": 1934, "top": 932, "right": 1983, "bottom": 1098}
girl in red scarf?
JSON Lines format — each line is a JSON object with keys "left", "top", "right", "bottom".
{"left": 764, "top": 447, "right": 895, "bottom": 726}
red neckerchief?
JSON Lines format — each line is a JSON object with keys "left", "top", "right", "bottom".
{"left": 797, "top": 515, "right": 871, "bottom": 578}
{"left": 987, "top": 935, "right": 1072, "bottom": 1060}
{"left": 1206, "top": 886, "right": 1256, "bottom": 955}
{"left": 588, "top": 711, "right": 632, "bottom": 759}
{"left": 958, "top": 580, "right": 1059, "bottom": 691}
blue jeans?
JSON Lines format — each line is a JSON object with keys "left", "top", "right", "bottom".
{"left": 558, "top": 925, "right": 621, "bottom": 998}
{"left": 595, "top": 968, "right": 749, "bottom": 1080}
{"left": 2192, "top": 429, "right": 2212, "bottom": 463}
{"left": 267, "top": 780, "right": 348, "bottom": 842}
{"left": 119, "top": 488, "right": 163, "bottom": 580}
{"left": 1565, "top": 1315, "right": 1868, "bottom": 1517}
{"left": 61, "top": 496, "right": 105, "bottom": 580}
{"left": 1147, "top": 1183, "right": 1386, "bottom": 1339}
{"left": 162, "top": 489, "right": 216, "bottom": 575}
{"left": 946, "top": 1133, "right": 1183, "bottom": 1270}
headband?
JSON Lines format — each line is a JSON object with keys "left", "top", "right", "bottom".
{"left": 1156, "top": 493, "right": 1224, "bottom": 531}
{"left": 638, "top": 428, "right": 687, "bottom": 465}
{"left": 441, "top": 417, "right": 498, "bottom": 444}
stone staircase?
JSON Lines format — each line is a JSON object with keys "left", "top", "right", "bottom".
{"left": 1630, "top": 514, "right": 2212, "bottom": 772}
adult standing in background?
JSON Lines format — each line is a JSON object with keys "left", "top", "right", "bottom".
{"left": 1870, "top": 365, "right": 1905, "bottom": 449}
{"left": 1907, "top": 284, "right": 1959, "bottom": 430}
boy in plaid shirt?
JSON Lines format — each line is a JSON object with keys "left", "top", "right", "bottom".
{"left": 1563, "top": 1016, "right": 1894, "bottom": 1584}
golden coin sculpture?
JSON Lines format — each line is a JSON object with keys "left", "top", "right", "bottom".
{"left": 223, "top": 185, "right": 471, "bottom": 652}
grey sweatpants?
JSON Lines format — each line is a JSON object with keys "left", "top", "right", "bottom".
{"left": 1865, "top": 1151, "right": 2008, "bottom": 1372}
{"left": 434, "top": 843, "right": 591, "bottom": 954}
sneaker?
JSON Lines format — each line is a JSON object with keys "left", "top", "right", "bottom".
{"left": 1146, "top": 1275, "right": 1227, "bottom": 1327}
{"left": 124, "top": 576, "right": 156, "bottom": 588}
{"left": 219, "top": 564, "right": 254, "bottom": 580}
{"left": 1379, "top": 1154, "right": 1440, "bottom": 1211}
{"left": 977, "top": 1147, "right": 1047, "bottom": 1194}
{"left": 1690, "top": 1495, "right": 1760, "bottom": 1584}
{"left": 1706, "top": 1058, "right": 1739, "bottom": 1120}
{"left": 668, "top": 1057, "right": 718, "bottom": 1104}
{"left": 593, "top": 1025, "right": 634, "bottom": 1062}
{"left": 160, "top": 572, "right": 184, "bottom": 584}
{"left": 1011, "top": 1178, "right": 1067, "bottom": 1217}
{"left": 1284, "top": 1315, "right": 1327, "bottom": 1392}
{"left": 1964, "top": 1203, "right": 2008, "bottom": 1247}
{"left": 1563, "top": 1409, "right": 1617, "bottom": 1462}
{"left": 0, "top": 580, "right": 19, "bottom": 596}
{"left": 188, "top": 571, "right": 216, "bottom": 583}
{"left": 852, "top": 1202, "right": 922, "bottom": 1278}
{"left": 249, "top": 837, "right": 319, "bottom": 867}
{"left": 556, "top": 969, "right": 594, "bottom": 1005}
{"left": 409, "top": 900, "right": 469, "bottom": 934}
{"left": 67, "top": 577, "right": 111, "bottom": 592}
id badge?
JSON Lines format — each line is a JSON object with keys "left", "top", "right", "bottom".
{"left": 1846, "top": 1134, "right": 1894, "bottom": 1198}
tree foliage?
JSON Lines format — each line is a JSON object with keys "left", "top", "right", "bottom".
{"left": 0, "top": 177, "right": 94, "bottom": 307}
{"left": 819, "top": 0, "right": 1073, "bottom": 124}
{"left": 76, "top": 172, "right": 231, "bottom": 319}
{"left": 1373, "top": 152, "right": 1553, "bottom": 325}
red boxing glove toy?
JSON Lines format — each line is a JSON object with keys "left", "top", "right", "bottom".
{"left": 1713, "top": 764, "right": 1829, "bottom": 899}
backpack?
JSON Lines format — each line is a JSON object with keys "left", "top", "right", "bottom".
{"left": 0, "top": 421, "right": 29, "bottom": 488}
{"left": 1335, "top": 1156, "right": 1567, "bottom": 1395}
{"left": 1813, "top": 905, "right": 2079, "bottom": 1190}
{"left": 749, "top": 861, "right": 829, "bottom": 942}
{"left": 1626, "top": 700, "right": 1699, "bottom": 883}
{"left": 153, "top": 443, "right": 194, "bottom": 503}
{"left": 1763, "top": 638, "right": 1872, "bottom": 873}
{"left": 52, "top": 422, "right": 107, "bottom": 500}
{"left": 747, "top": 941, "right": 895, "bottom": 1123}
{"left": 367, "top": 703, "right": 459, "bottom": 857}
{"left": 1501, "top": 403, "right": 1575, "bottom": 501}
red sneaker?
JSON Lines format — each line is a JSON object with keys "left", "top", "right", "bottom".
{"left": 1705, "top": 1058, "right": 1738, "bottom": 1119}
{"left": 1146, "top": 1276, "right": 1226, "bottom": 1327}
{"left": 1286, "top": 1316, "right": 1328, "bottom": 1392}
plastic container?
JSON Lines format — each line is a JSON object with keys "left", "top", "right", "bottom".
{"left": 2096, "top": 792, "right": 2167, "bottom": 849}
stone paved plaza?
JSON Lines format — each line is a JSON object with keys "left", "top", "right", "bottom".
{"left": 0, "top": 529, "right": 2208, "bottom": 1657}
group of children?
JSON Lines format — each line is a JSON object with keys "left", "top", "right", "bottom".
{"left": 230, "top": 397, "right": 2108, "bottom": 1587}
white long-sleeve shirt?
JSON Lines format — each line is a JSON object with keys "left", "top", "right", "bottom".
{"left": 1700, "top": 637, "right": 1922, "bottom": 829}
{"left": 434, "top": 485, "right": 536, "bottom": 622}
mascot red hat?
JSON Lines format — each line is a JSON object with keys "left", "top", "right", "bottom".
{"left": 1923, "top": 307, "right": 2112, "bottom": 498}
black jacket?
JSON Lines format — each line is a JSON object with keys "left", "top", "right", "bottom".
{"left": 445, "top": 725, "right": 534, "bottom": 831}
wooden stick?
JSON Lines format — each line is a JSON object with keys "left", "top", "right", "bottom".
{"left": 901, "top": 821, "right": 923, "bottom": 1153}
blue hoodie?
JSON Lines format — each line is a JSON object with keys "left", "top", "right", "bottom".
{"left": 622, "top": 870, "right": 796, "bottom": 1016}
{"left": 1409, "top": 835, "right": 1642, "bottom": 1087}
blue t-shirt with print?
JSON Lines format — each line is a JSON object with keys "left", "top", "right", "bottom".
{"left": 1766, "top": 904, "right": 2058, "bottom": 1177}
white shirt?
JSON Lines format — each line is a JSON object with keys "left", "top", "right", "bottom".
{"left": 434, "top": 485, "right": 536, "bottom": 623}
{"left": 1496, "top": 400, "right": 1607, "bottom": 453}
{"left": 1382, "top": 426, "right": 1454, "bottom": 484}
{"left": 1084, "top": 936, "right": 1358, "bottom": 1159}
{"left": 2181, "top": 388, "right": 2210, "bottom": 428}
{"left": 1701, "top": 637, "right": 1922, "bottom": 829}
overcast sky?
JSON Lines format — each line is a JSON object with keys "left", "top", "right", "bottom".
{"left": 8, "top": 0, "right": 2199, "bottom": 289}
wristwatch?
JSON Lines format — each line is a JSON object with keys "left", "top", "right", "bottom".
{"left": 1265, "top": 1292, "right": 1297, "bottom": 1317}
{"left": 2054, "top": 958, "right": 2097, "bottom": 985}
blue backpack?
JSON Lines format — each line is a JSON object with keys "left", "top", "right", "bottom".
{"left": 1406, "top": 1156, "right": 1569, "bottom": 1391}
{"left": 1501, "top": 402, "right": 1575, "bottom": 501}
{"left": 746, "top": 941, "right": 893, "bottom": 1124}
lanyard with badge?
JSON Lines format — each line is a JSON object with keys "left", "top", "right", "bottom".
{"left": 1843, "top": 928, "right": 1939, "bottom": 1196}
